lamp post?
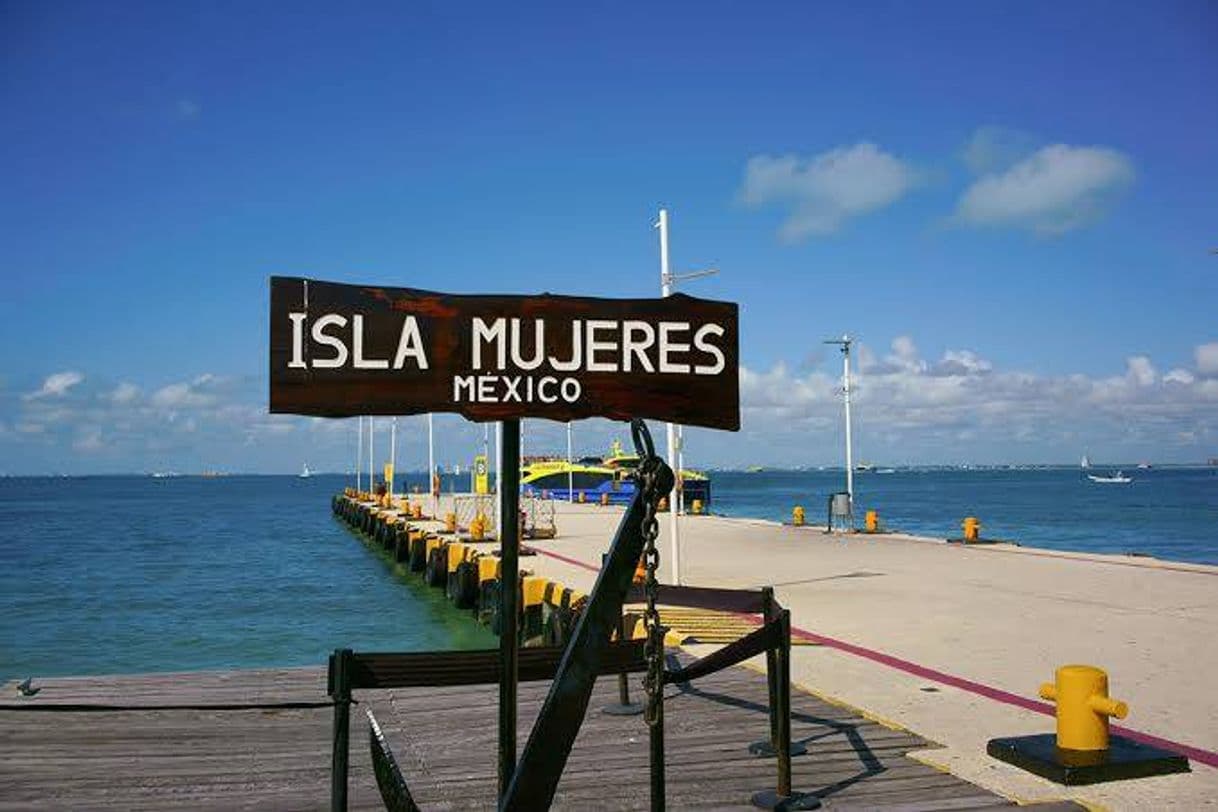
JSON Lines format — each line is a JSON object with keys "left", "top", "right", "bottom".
{"left": 566, "top": 421, "right": 574, "bottom": 503}
{"left": 427, "top": 413, "right": 436, "bottom": 516}
{"left": 655, "top": 208, "right": 719, "bottom": 585}
{"left": 823, "top": 335, "right": 855, "bottom": 514}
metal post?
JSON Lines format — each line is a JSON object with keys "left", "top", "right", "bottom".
{"left": 389, "top": 416, "right": 397, "bottom": 500}
{"left": 763, "top": 588, "right": 779, "bottom": 751}
{"left": 567, "top": 421, "right": 574, "bottom": 503}
{"left": 356, "top": 417, "right": 363, "bottom": 493}
{"left": 601, "top": 552, "right": 643, "bottom": 717}
{"left": 329, "top": 648, "right": 353, "bottom": 812}
{"left": 498, "top": 418, "right": 522, "bottom": 803}
{"left": 368, "top": 416, "right": 375, "bottom": 493}
{"left": 657, "top": 208, "right": 682, "bottom": 585}
{"left": 776, "top": 610, "right": 792, "bottom": 797}
{"left": 428, "top": 413, "right": 436, "bottom": 516}
{"left": 651, "top": 691, "right": 666, "bottom": 812}
{"left": 842, "top": 338, "right": 854, "bottom": 515}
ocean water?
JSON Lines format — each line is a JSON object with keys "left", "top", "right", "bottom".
{"left": 0, "top": 474, "right": 495, "bottom": 679}
{"left": 710, "top": 466, "right": 1218, "bottom": 565}
{"left": 2, "top": 467, "right": 1215, "bottom": 679}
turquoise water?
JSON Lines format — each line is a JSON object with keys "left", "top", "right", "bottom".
{"left": 711, "top": 466, "right": 1218, "bottom": 565}
{"left": 0, "top": 474, "right": 495, "bottom": 679}
{"left": 2, "top": 467, "right": 1215, "bottom": 679}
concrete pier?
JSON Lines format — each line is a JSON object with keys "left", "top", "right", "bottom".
{"left": 423, "top": 493, "right": 1217, "bottom": 810}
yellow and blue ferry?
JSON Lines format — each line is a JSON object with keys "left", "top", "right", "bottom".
{"left": 520, "top": 440, "right": 711, "bottom": 506}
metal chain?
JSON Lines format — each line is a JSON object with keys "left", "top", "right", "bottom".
{"left": 640, "top": 459, "right": 664, "bottom": 727}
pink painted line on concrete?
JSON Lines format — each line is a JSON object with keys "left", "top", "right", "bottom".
{"left": 528, "top": 546, "right": 1218, "bottom": 768}
{"left": 787, "top": 626, "right": 1218, "bottom": 769}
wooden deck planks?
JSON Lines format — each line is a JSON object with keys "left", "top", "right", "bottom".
{"left": 1, "top": 658, "right": 1066, "bottom": 810}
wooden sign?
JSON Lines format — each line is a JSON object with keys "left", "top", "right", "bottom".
{"left": 268, "top": 276, "right": 739, "bottom": 430}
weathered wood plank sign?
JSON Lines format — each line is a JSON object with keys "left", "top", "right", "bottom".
{"left": 268, "top": 276, "right": 739, "bottom": 430}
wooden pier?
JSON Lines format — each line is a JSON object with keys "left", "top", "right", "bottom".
{"left": 1, "top": 661, "right": 1080, "bottom": 810}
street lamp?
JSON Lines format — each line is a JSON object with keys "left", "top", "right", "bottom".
{"left": 823, "top": 335, "right": 854, "bottom": 517}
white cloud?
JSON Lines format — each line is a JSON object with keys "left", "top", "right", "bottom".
{"left": 107, "top": 382, "right": 140, "bottom": 404}
{"left": 151, "top": 374, "right": 222, "bottom": 409}
{"left": 740, "top": 143, "right": 919, "bottom": 241}
{"left": 24, "top": 371, "right": 84, "bottom": 400}
{"left": 739, "top": 340, "right": 1218, "bottom": 463}
{"left": 1196, "top": 342, "right": 1218, "bottom": 377}
{"left": 1125, "top": 356, "right": 1156, "bottom": 387}
{"left": 955, "top": 144, "right": 1134, "bottom": 234}
{"left": 961, "top": 126, "right": 1040, "bottom": 175}
{"left": 73, "top": 428, "right": 105, "bottom": 452}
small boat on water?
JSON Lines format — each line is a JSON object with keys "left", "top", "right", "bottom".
{"left": 299, "top": 464, "right": 311, "bottom": 479}
{"left": 1088, "top": 471, "right": 1132, "bottom": 484}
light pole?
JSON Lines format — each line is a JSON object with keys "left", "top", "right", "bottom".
{"left": 655, "top": 208, "right": 719, "bottom": 585}
{"left": 427, "top": 413, "right": 436, "bottom": 516}
{"left": 824, "top": 335, "right": 855, "bottom": 513}
{"left": 356, "top": 416, "right": 363, "bottom": 492}
{"left": 389, "top": 416, "right": 397, "bottom": 500}
{"left": 566, "top": 421, "right": 574, "bottom": 503}
{"left": 368, "top": 416, "right": 375, "bottom": 493}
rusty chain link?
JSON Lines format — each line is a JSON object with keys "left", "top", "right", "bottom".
{"left": 637, "top": 445, "right": 666, "bottom": 728}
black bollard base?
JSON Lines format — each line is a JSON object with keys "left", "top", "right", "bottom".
{"left": 987, "top": 734, "right": 1190, "bottom": 785}
{"left": 601, "top": 702, "right": 644, "bottom": 716}
{"left": 747, "top": 739, "right": 808, "bottom": 758}
{"left": 750, "top": 789, "right": 821, "bottom": 810}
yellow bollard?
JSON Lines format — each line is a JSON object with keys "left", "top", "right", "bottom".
{"left": 578, "top": 491, "right": 586, "bottom": 504}
{"left": 470, "top": 515, "right": 485, "bottom": 541}
{"left": 445, "top": 512, "right": 457, "bottom": 533}
{"left": 792, "top": 506, "right": 805, "bottom": 526}
{"left": 1038, "top": 665, "right": 1128, "bottom": 751}
{"left": 962, "top": 516, "right": 980, "bottom": 542}
{"left": 865, "top": 510, "right": 878, "bottom": 532}
{"left": 412, "top": 503, "right": 423, "bottom": 519}
{"left": 599, "top": 492, "right": 610, "bottom": 506}
{"left": 691, "top": 499, "right": 703, "bottom": 515}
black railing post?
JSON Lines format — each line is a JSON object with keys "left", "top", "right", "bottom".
{"left": 602, "top": 553, "right": 643, "bottom": 717}
{"left": 775, "top": 610, "right": 793, "bottom": 797}
{"left": 650, "top": 686, "right": 665, "bottom": 812}
{"left": 498, "top": 418, "right": 522, "bottom": 804}
{"left": 751, "top": 607, "right": 817, "bottom": 809}
{"left": 329, "top": 647, "right": 353, "bottom": 812}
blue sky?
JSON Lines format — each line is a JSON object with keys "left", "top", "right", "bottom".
{"left": 2, "top": 1, "right": 1216, "bottom": 473}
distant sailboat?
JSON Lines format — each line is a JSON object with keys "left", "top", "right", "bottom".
{"left": 1080, "top": 454, "right": 1091, "bottom": 470}
{"left": 299, "top": 463, "right": 311, "bottom": 479}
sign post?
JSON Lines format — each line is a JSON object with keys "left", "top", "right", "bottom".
{"left": 268, "top": 276, "right": 738, "bottom": 808}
